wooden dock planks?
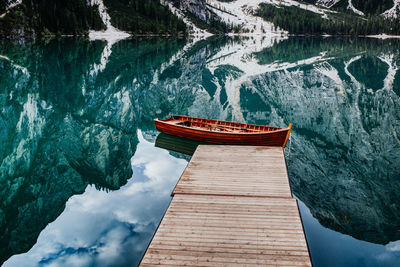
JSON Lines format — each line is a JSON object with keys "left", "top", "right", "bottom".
{"left": 140, "top": 145, "right": 311, "bottom": 266}
{"left": 174, "top": 146, "right": 292, "bottom": 198}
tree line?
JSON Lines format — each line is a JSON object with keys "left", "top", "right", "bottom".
{"left": 256, "top": 4, "right": 400, "bottom": 36}
{"left": 0, "top": 0, "right": 186, "bottom": 37}
{"left": 298, "top": 0, "right": 394, "bottom": 15}
{"left": 104, "top": 0, "right": 186, "bottom": 35}
{"left": 0, "top": 0, "right": 105, "bottom": 37}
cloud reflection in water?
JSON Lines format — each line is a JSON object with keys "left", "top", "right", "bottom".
{"left": 4, "top": 131, "right": 188, "bottom": 267}
{"left": 297, "top": 198, "right": 400, "bottom": 267}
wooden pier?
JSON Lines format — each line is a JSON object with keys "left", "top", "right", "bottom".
{"left": 140, "top": 145, "right": 312, "bottom": 266}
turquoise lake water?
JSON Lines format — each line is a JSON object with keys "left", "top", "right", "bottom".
{"left": 0, "top": 36, "right": 400, "bottom": 266}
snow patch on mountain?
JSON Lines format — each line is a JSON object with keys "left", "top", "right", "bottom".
{"left": 0, "top": 0, "right": 22, "bottom": 18}
{"left": 316, "top": 0, "right": 341, "bottom": 8}
{"left": 273, "top": 0, "right": 330, "bottom": 16}
{"left": 207, "top": 0, "right": 334, "bottom": 32}
{"left": 161, "top": 0, "right": 212, "bottom": 36}
{"left": 267, "top": 0, "right": 335, "bottom": 18}
{"left": 382, "top": 0, "right": 400, "bottom": 19}
{"left": 206, "top": 0, "right": 286, "bottom": 35}
{"left": 366, "top": 33, "right": 400, "bottom": 39}
{"left": 87, "top": 0, "right": 130, "bottom": 79}
{"left": 89, "top": 0, "right": 130, "bottom": 43}
{"left": 347, "top": 0, "right": 364, "bottom": 16}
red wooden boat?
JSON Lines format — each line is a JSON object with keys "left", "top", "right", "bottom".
{"left": 154, "top": 115, "right": 292, "bottom": 147}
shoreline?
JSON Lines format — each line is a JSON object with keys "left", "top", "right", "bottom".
{"left": 2, "top": 32, "right": 400, "bottom": 40}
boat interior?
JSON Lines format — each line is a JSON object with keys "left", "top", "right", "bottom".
{"left": 164, "top": 116, "right": 282, "bottom": 133}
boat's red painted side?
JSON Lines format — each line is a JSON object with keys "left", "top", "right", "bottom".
{"left": 154, "top": 116, "right": 292, "bottom": 147}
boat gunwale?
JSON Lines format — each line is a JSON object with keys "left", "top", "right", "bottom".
{"left": 154, "top": 116, "right": 291, "bottom": 136}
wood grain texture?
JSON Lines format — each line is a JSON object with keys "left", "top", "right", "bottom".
{"left": 173, "top": 146, "right": 291, "bottom": 198}
{"left": 140, "top": 145, "right": 311, "bottom": 266}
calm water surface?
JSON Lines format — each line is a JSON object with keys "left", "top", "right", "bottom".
{"left": 0, "top": 36, "right": 399, "bottom": 266}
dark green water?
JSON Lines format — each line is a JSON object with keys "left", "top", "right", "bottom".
{"left": 0, "top": 36, "right": 399, "bottom": 266}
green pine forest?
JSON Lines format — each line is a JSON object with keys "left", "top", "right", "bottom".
{"left": 298, "top": 0, "right": 394, "bottom": 15}
{"left": 0, "top": 0, "right": 186, "bottom": 37}
{"left": 332, "top": 0, "right": 394, "bottom": 15}
{"left": 1, "top": 0, "right": 400, "bottom": 37}
{"left": 103, "top": 0, "right": 186, "bottom": 35}
{"left": 256, "top": 3, "right": 400, "bottom": 35}
{"left": 0, "top": 0, "right": 105, "bottom": 37}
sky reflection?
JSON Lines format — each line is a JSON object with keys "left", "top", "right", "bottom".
{"left": 3, "top": 129, "right": 400, "bottom": 267}
{"left": 3, "top": 131, "right": 188, "bottom": 267}
{"left": 297, "top": 198, "right": 400, "bottom": 267}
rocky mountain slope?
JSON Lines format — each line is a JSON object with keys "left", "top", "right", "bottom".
{"left": 157, "top": 0, "right": 400, "bottom": 35}
{"left": 1, "top": 0, "right": 400, "bottom": 37}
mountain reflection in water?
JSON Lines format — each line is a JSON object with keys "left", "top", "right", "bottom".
{"left": 0, "top": 36, "right": 399, "bottom": 266}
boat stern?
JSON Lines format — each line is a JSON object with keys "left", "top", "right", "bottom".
{"left": 282, "top": 123, "right": 292, "bottom": 148}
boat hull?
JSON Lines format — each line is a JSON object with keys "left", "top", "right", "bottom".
{"left": 154, "top": 117, "right": 291, "bottom": 147}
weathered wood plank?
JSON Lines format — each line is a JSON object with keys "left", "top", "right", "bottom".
{"left": 173, "top": 188, "right": 292, "bottom": 197}
{"left": 148, "top": 242, "right": 310, "bottom": 255}
{"left": 139, "top": 145, "right": 311, "bottom": 266}
{"left": 172, "top": 194, "right": 297, "bottom": 203}
{"left": 172, "top": 145, "right": 291, "bottom": 198}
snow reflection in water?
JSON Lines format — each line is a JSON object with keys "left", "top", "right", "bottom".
{"left": 1, "top": 36, "right": 400, "bottom": 267}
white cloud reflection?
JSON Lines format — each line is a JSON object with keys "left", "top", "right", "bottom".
{"left": 4, "top": 130, "right": 188, "bottom": 267}
{"left": 387, "top": 240, "right": 400, "bottom": 252}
